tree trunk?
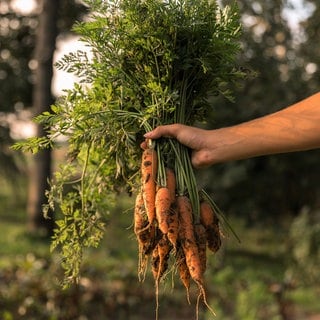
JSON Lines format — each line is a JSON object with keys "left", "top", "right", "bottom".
{"left": 27, "top": 0, "right": 60, "bottom": 235}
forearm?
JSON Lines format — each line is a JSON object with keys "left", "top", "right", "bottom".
{"left": 210, "top": 92, "right": 320, "bottom": 163}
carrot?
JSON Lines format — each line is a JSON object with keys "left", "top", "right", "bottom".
{"left": 167, "top": 202, "right": 179, "bottom": 249}
{"left": 151, "top": 235, "right": 171, "bottom": 320}
{"left": 155, "top": 187, "right": 171, "bottom": 234}
{"left": 194, "top": 223, "right": 207, "bottom": 275}
{"left": 134, "top": 193, "right": 158, "bottom": 251}
{"left": 134, "top": 192, "right": 147, "bottom": 235}
{"left": 177, "top": 196, "right": 216, "bottom": 318}
{"left": 156, "top": 234, "right": 172, "bottom": 281}
{"left": 200, "top": 200, "right": 221, "bottom": 253}
{"left": 199, "top": 200, "right": 216, "bottom": 228}
{"left": 177, "top": 249, "right": 191, "bottom": 304}
{"left": 134, "top": 192, "right": 150, "bottom": 280}
{"left": 165, "top": 167, "right": 176, "bottom": 203}
{"left": 154, "top": 168, "right": 177, "bottom": 245}
{"left": 176, "top": 196, "right": 202, "bottom": 284}
{"left": 141, "top": 141, "right": 157, "bottom": 224}
{"left": 134, "top": 192, "right": 162, "bottom": 281}
{"left": 207, "top": 227, "right": 221, "bottom": 254}
{"left": 151, "top": 246, "right": 160, "bottom": 281}
{"left": 151, "top": 235, "right": 171, "bottom": 282}
{"left": 144, "top": 223, "right": 161, "bottom": 255}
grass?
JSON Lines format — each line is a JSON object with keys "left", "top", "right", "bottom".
{"left": 289, "top": 288, "right": 320, "bottom": 314}
{"left": 0, "top": 221, "right": 50, "bottom": 259}
{"left": 0, "top": 177, "right": 320, "bottom": 319}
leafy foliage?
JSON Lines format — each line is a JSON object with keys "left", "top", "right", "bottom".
{"left": 287, "top": 207, "right": 320, "bottom": 285}
{"left": 14, "top": 0, "right": 246, "bottom": 286}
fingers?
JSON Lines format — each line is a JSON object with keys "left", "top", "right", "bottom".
{"left": 141, "top": 124, "right": 214, "bottom": 168}
{"left": 144, "top": 124, "right": 182, "bottom": 140}
{"left": 141, "top": 125, "right": 176, "bottom": 150}
{"left": 143, "top": 124, "right": 204, "bottom": 151}
{"left": 141, "top": 125, "right": 180, "bottom": 150}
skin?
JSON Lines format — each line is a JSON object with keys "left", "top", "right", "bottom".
{"left": 144, "top": 92, "right": 320, "bottom": 168}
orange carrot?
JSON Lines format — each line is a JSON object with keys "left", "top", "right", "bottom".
{"left": 134, "top": 192, "right": 159, "bottom": 255}
{"left": 151, "top": 235, "right": 171, "bottom": 320}
{"left": 194, "top": 223, "right": 207, "bottom": 275}
{"left": 134, "top": 192, "right": 150, "bottom": 280}
{"left": 207, "top": 227, "right": 221, "bottom": 253}
{"left": 156, "top": 235, "right": 172, "bottom": 281}
{"left": 200, "top": 201, "right": 221, "bottom": 253}
{"left": 144, "top": 223, "right": 160, "bottom": 255}
{"left": 141, "top": 142, "right": 158, "bottom": 224}
{"left": 151, "top": 235, "right": 171, "bottom": 281}
{"left": 134, "top": 192, "right": 147, "bottom": 235}
{"left": 176, "top": 195, "right": 202, "bottom": 285}
{"left": 155, "top": 187, "right": 171, "bottom": 234}
{"left": 199, "top": 201, "right": 216, "bottom": 228}
{"left": 151, "top": 244, "right": 161, "bottom": 320}
{"left": 165, "top": 167, "right": 176, "bottom": 203}
{"left": 167, "top": 202, "right": 179, "bottom": 249}
{"left": 177, "top": 196, "right": 216, "bottom": 318}
{"left": 177, "top": 249, "right": 191, "bottom": 304}
{"left": 134, "top": 192, "right": 150, "bottom": 252}
{"left": 151, "top": 246, "right": 160, "bottom": 281}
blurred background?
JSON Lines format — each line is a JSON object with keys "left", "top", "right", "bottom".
{"left": 0, "top": 0, "right": 319, "bottom": 319}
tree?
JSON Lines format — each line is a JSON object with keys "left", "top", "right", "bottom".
{"left": 0, "top": 2, "right": 38, "bottom": 184}
{"left": 1, "top": 0, "right": 87, "bottom": 235}
{"left": 26, "top": 0, "right": 87, "bottom": 235}
{"left": 26, "top": 0, "right": 61, "bottom": 235}
{"left": 0, "top": 2, "right": 36, "bottom": 112}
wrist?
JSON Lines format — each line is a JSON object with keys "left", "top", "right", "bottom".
{"left": 207, "top": 126, "right": 253, "bottom": 164}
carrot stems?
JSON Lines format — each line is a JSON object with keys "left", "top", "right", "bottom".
{"left": 200, "top": 188, "right": 241, "bottom": 243}
{"left": 168, "top": 139, "right": 200, "bottom": 218}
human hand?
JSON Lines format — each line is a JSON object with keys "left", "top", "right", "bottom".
{"left": 143, "top": 124, "right": 215, "bottom": 168}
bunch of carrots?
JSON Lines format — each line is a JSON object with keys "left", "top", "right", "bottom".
{"left": 134, "top": 138, "right": 223, "bottom": 318}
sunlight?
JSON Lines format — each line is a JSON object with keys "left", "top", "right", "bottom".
{"left": 52, "top": 35, "right": 92, "bottom": 97}
{"left": 10, "top": 0, "right": 37, "bottom": 15}
{"left": 282, "top": 0, "right": 315, "bottom": 30}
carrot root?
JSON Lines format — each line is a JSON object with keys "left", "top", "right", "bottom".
{"left": 136, "top": 148, "right": 218, "bottom": 317}
{"left": 141, "top": 145, "right": 157, "bottom": 224}
{"left": 155, "top": 187, "right": 171, "bottom": 234}
{"left": 167, "top": 202, "right": 179, "bottom": 249}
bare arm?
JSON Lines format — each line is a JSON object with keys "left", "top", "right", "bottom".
{"left": 144, "top": 92, "right": 320, "bottom": 168}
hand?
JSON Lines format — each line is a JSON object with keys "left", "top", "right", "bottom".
{"left": 144, "top": 124, "right": 215, "bottom": 168}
